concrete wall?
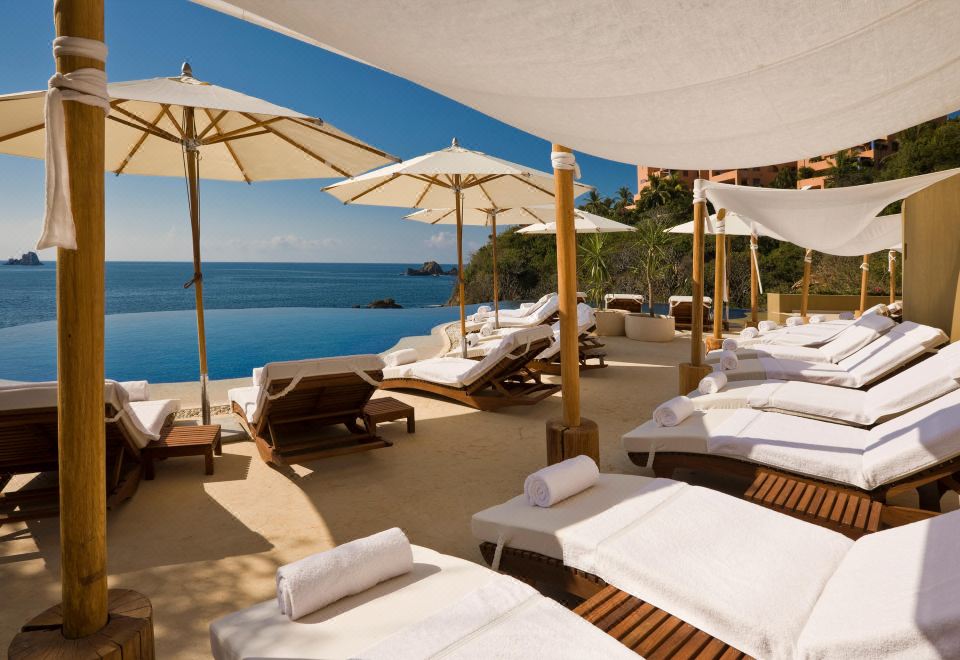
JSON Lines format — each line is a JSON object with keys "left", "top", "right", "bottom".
{"left": 765, "top": 293, "right": 888, "bottom": 321}
{"left": 902, "top": 174, "right": 960, "bottom": 338}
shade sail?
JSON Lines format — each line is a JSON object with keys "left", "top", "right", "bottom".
{"left": 701, "top": 169, "right": 960, "bottom": 255}
{"left": 0, "top": 71, "right": 397, "bottom": 180}
{"left": 323, "top": 141, "right": 592, "bottom": 207}
{"left": 517, "top": 211, "right": 635, "bottom": 235}
{"left": 195, "top": 0, "right": 960, "bottom": 168}
{"left": 668, "top": 212, "right": 785, "bottom": 240}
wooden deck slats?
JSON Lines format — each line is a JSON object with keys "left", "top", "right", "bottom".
{"left": 575, "top": 586, "right": 752, "bottom": 659}
{"left": 745, "top": 469, "right": 881, "bottom": 539}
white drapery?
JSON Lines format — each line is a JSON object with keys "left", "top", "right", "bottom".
{"left": 194, "top": 0, "right": 960, "bottom": 168}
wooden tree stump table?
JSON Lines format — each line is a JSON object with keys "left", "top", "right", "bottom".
{"left": 9, "top": 589, "right": 154, "bottom": 659}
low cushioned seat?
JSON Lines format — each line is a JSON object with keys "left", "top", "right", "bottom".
{"left": 737, "top": 319, "right": 853, "bottom": 348}
{"left": 621, "top": 408, "right": 739, "bottom": 460}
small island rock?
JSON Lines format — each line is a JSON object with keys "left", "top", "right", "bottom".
{"left": 405, "top": 261, "right": 457, "bottom": 276}
{"left": 5, "top": 251, "right": 42, "bottom": 266}
{"left": 366, "top": 298, "right": 403, "bottom": 309}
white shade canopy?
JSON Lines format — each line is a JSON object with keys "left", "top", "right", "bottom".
{"left": 0, "top": 67, "right": 397, "bottom": 180}
{"left": 323, "top": 140, "right": 592, "bottom": 208}
{"left": 668, "top": 212, "right": 785, "bottom": 240}
{"left": 701, "top": 168, "right": 960, "bottom": 256}
{"left": 404, "top": 207, "right": 547, "bottom": 227}
{"left": 517, "top": 210, "right": 635, "bottom": 235}
{"left": 195, "top": 0, "right": 960, "bottom": 168}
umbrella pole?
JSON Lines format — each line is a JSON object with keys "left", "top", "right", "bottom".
{"left": 492, "top": 213, "right": 500, "bottom": 329}
{"left": 889, "top": 250, "right": 897, "bottom": 305}
{"left": 455, "top": 176, "right": 467, "bottom": 357}
{"left": 545, "top": 145, "right": 598, "bottom": 466}
{"left": 800, "top": 249, "right": 812, "bottom": 320}
{"left": 858, "top": 253, "right": 870, "bottom": 317}
{"left": 749, "top": 234, "right": 759, "bottom": 327}
{"left": 708, "top": 209, "right": 726, "bottom": 350}
{"left": 678, "top": 179, "right": 711, "bottom": 394}
{"left": 184, "top": 107, "right": 211, "bottom": 424}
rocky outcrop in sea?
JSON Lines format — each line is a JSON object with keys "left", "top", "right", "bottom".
{"left": 5, "top": 251, "right": 42, "bottom": 266}
{"left": 405, "top": 261, "right": 457, "bottom": 276}
{"left": 354, "top": 298, "right": 403, "bottom": 309}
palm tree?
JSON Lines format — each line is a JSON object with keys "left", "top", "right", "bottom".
{"left": 580, "top": 190, "right": 613, "bottom": 217}
{"left": 826, "top": 149, "right": 873, "bottom": 188}
{"left": 577, "top": 233, "right": 611, "bottom": 306}
{"left": 613, "top": 186, "right": 635, "bottom": 216}
{"left": 636, "top": 172, "right": 688, "bottom": 211}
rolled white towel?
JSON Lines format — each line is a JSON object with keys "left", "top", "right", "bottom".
{"left": 839, "top": 311, "right": 855, "bottom": 320}
{"left": 118, "top": 380, "right": 149, "bottom": 402}
{"left": 276, "top": 528, "right": 413, "bottom": 620}
{"left": 786, "top": 316, "right": 804, "bottom": 327}
{"left": 740, "top": 326, "right": 759, "bottom": 339}
{"left": 698, "top": 371, "right": 728, "bottom": 395}
{"left": 466, "top": 332, "right": 481, "bottom": 347}
{"left": 479, "top": 322, "right": 496, "bottom": 337}
{"left": 716, "top": 350, "right": 739, "bottom": 371}
{"left": 523, "top": 455, "right": 599, "bottom": 508}
{"left": 809, "top": 314, "right": 824, "bottom": 324}
{"left": 384, "top": 348, "right": 418, "bottom": 367}
{"left": 476, "top": 305, "right": 491, "bottom": 315}
{"left": 758, "top": 320, "right": 779, "bottom": 333}
{"left": 653, "top": 395, "right": 695, "bottom": 427}
{"left": 520, "top": 302, "right": 535, "bottom": 310}
{"left": 721, "top": 337, "right": 738, "bottom": 351}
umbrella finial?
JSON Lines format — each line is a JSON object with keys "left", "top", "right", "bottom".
{"left": 181, "top": 61, "right": 193, "bottom": 78}
{"left": 451, "top": 137, "right": 459, "bottom": 148}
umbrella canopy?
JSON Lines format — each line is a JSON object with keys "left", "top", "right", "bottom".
{"left": 516, "top": 210, "right": 635, "bottom": 235}
{"left": 324, "top": 140, "right": 592, "bottom": 353}
{"left": 667, "top": 212, "right": 785, "bottom": 239}
{"left": 0, "top": 64, "right": 397, "bottom": 422}
{"left": 0, "top": 65, "right": 397, "bottom": 179}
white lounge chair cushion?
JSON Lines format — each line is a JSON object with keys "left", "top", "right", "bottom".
{"left": 621, "top": 409, "right": 740, "bottom": 458}
{"left": 209, "top": 546, "right": 495, "bottom": 660}
{"left": 668, "top": 295, "right": 712, "bottom": 306}
{"left": 128, "top": 399, "right": 180, "bottom": 441}
{"left": 465, "top": 303, "right": 594, "bottom": 360}
{"left": 227, "top": 385, "right": 260, "bottom": 424}
{"left": 408, "top": 358, "right": 475, "bottom": 387}
{"left": 495, "top": 295, "right": 558, "bottom": 328}
{"left": 797, "top": 512, "right": 960, "bottom": 659}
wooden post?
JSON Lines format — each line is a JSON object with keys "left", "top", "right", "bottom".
{"left": 455, "top": 175, "right": 467, "bottom": 357}
{"left": 707, "top": 208, "right": 726, "bottom": 350}
{"left": 749, "top": 234, "right": 759, "bottom": 327}
{"left": 888, "top": 250, "right": 897, "bottom": 304}
{"left": 491, "top": 211, "right": 500, "bottom": 328}
{"left": 183, "top": 103, "right": 211, "bottom": 424}
{"left": 545, "top": 145, "right": 598, "bottom": 465}
{"left": 677, "top": 179, "right": 712, "bottom": 394}
{"left": 54, "top": 0, "right": 108, "bottom": 639}
{"left": 858, "top": 253, "right": 870, "bottom": 316}
{"left": 800, "top": 249, "right": 812, "bottom": 320}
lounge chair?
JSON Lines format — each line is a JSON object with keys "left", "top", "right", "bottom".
{"left": 473, "top": 473, "right": 960, "bottom": 658}
{"left": 622, "top": 385, "right": 960, "bottom": 519}
{"left": 712, "top": 312, "right": 894, "bottom": 363}
{"left": 209, "top": 543, "right": 636, "bottom": 660}
{"left": 718, "top": 321, "right": 947, "bottom": 387}
{"left": 228, "top": 355, "right": 387, "bottom": 466}
{"left": 603, "top": 293, "right": 645, "bottom": 313}
{"left": 468, "top": 293, "right": 553, "bottom": 324}
{"left": 380, "top": 326, "right": 559, "bottom": 410}
{"left": 0, "top": 380, "right": 179, "bottom": 523}
{"left": 692, "top": 340, "right": 960, "bottom": 426}
{"left": 667, "top": 295, "right": 712, "bottom": 331}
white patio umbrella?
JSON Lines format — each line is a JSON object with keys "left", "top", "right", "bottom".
{"left": 0, "top": 63, "right": 397, "bottom": 422}
{"left": 324, "top": 139, "right": 592, "bottom": 356}
{"left": 516, "top": 209, "right": 636, "bottom": 235}
{"left": 404, "top": 206, "right": 549, "bottom": 327}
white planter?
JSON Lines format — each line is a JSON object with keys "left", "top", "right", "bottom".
{"left": 594, "top": 310, "right": 626, "bottom": 336}
{"left": 625, "top": 313, "right": 676, "bottom": 342}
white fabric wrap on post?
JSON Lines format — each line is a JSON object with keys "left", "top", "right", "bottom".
{"left": 38, "top": 36, "right": 110, "bottom": 250}
{"left": 888, "top": 250, "right": 897, "bottom": 273}
{"left": 861, "top": 261, "right": 870, "bottom": 271}
{"left": 550, "top": 150, "right": 580, "bottom": 179}
{"left": 750, "top": 237, "right": 764, "bottom": 294}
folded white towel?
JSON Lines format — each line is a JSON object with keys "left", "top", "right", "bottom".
{"left": 479, "top": 321, "right": 496, "bottom": 337}
{"left": 476, "top": 305, "right": 491, "bottom": 314}
{"left": 758, "top": 320, "right": 779, "bottom": 332}
{"left": 698, "top": 371, "right": 728, "bottom": 395}
{"left": 809, "top": 315, "right": 824, "bottom": 324}
{"left": 839, "top": 311, "right": 855, "bottom": 320}
{"left": 786, "top": 316, "right": 804, "bottom": 327}
{"left": 520, "top": 302, "right": 535, "bottom": 310}
{"left": 276, "top": 528, "right": 413, "bottom": 620}
{"left": 721, "top": 337, "right": 738, "bottom": 351}
{"left": 717, "top": 350, "right": 739, "bottom": 371}
{"left": 384, "top": 348, "right": 418, "bottom": 367}
{"left": 118, "top": 380, "right": 149, "bottom": 402}
{"left": 740, "top": 327, "right": 760, "bottom": 339}
{"left": 653, "top": 395, "right": 695, "bottom": 427}
{"left": 524, "top": 455, "right": 599, "bottom": 507}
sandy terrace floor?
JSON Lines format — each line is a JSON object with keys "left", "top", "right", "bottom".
{"left": 1, "top": 335, "right": 715, "bottom": 658}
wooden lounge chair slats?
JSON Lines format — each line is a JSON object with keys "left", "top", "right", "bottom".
{"left": 632, "top": 450, "right": 958, "bottom": 538}
{"left": 575, "top": 585, "right": 752, "bottom": 659}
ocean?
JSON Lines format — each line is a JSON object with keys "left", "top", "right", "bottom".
{"left": 0, "top": 262, "right": 490, "bottom": 383}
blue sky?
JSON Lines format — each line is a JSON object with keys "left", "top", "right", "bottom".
{"left": 0, "top": 2, "right": 636, "bottom": 264}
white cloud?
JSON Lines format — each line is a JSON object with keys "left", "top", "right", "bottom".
{"left": 267, "top": 234, "right": 342, "bottom": 250}
{"left": 425, "top": 231, "right": 455, "bottom": 248}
